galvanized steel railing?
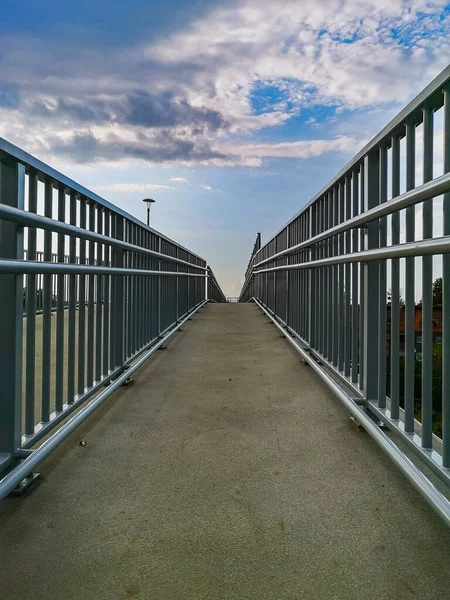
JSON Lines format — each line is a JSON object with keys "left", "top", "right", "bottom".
{"left": 207, "top": 266, "right": 227, "bottom": 303}
{"left": 240, "top": 65, "right": 450, "bottom": 526}
{"left": 0, "top": 138, "right": 222, "bottom": 498}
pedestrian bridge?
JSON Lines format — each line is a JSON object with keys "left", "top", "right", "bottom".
{"left": 1, "top": 66, "right": 450, "bottom": 598}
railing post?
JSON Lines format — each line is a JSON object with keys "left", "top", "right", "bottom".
{"left": 176, "top": 246, "right": 179, "bottom": 319}
{"left": 309, "top": 205, "right": 315, "bottom": 347}
{"left": 362, "top": 150, "right": 380, "bottom": 403}
{"left": 0, "top": 158, "right": 25, "bottom": 469}
{"left": 158, "top": 237, "right": 162, "bottom": 332}
{"left": 286, "top": 225, "right": 290, "bottom": 326}
{"left": 111, "top": 214, "right": 125, "bottom": 370}
{"left": 207, "top": 266, "right": 211, "bottom": 301}
{"left": 443, "top": 86, "right": 450, "bottom": 467}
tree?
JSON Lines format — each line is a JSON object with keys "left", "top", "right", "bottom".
{"left": 387, "top": 288, "right": 405, "bottom": 307}
{"left": 433, "top": 277, "right": 442, "bottom": 306}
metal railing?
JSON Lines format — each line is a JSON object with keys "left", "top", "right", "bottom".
{"left": 240, "top": 64, "right": 450, "bottom": 526}
{"left": 207, "top": 266, "right": 227, "bottom": 303}
{"left": 0, "top": 137, "right": 223, "bottom": 498}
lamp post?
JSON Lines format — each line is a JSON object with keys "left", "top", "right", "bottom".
{"left": 142, "top": 198, "right": 156, "bottom": 226}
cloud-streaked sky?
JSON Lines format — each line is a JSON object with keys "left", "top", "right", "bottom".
{"left": 1, "top": 0, "right": 449, "bottom": 294}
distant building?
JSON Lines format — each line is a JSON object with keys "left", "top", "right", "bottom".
{"left": 386, "top": 305, "right": 442, "bottom": 366}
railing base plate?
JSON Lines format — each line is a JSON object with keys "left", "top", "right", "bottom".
{"left": 10, "top": 472, "right": 40, "bottom": 496}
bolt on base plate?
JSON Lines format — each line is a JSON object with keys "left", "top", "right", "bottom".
{"left": 10, "top": 472, "right": 41, "bottom": 496}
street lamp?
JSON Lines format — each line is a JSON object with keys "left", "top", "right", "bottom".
{"left": 142, "top": 198, "right": 156, "bottom": 226}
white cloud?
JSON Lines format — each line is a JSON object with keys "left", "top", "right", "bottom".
{"left": 221, "top": 135, "right": 359, "bottom": 166}
{"left": 0, "top": 0, "right": 448, "bottom": 167}
{"left": 170, "top": 177, "right": 189, "bottom": 182}
{"left": 97, "top": 183, "right": 175, "bottom": 192}
{"left": 151, "top": 0, "right": 450, "bottom": 121}
{"left": 202, "top": 185, "right": 213, "bottom": 190}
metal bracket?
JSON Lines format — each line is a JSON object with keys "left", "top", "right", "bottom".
{"left": 365, "top": 403, "right": 387, "bottom": 428}
{"left": 351, "top": 397, "right": 367, "bottom": 406}
{"left": 10, "top": 472, "right": 40, "bottom": 496}
{"left": 15, "top": 449, "right": 34, "bottom": 459}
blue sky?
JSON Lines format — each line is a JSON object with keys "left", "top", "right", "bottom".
{"left": 0, "top": 0, "right": 449, "bottom": 294}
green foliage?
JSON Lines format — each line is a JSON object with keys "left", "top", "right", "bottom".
{"left": 433, "top": 277, "right": 442, "bottom": 305}
{"left": 394, "top": 343, "right": 442, "bottom": 438}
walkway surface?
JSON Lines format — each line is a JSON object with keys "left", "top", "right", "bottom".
{"left": 1, "top": 303, "right": 450, "bottom": 599}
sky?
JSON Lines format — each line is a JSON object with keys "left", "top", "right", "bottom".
{"left": 0, "top": 0, "right": 449, "bottom": 295}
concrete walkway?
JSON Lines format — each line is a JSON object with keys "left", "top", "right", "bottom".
{"left": 1, "top": 303, "right": 449, "bottom": 600}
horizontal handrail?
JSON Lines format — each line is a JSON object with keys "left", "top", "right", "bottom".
{"left": 0, "top": 260, "right": 207, "bottom": 276}
{"left": 254, "top": 235, "right": 450, "bottom": 272}
{"left": 0, "top": 136, "right": 205, "bottom": 263}
{"left": 0, "top": 204, "right": 207, "bottom": 270}
{"left": 255, "top": 171, "right": 450, "bottom": 268}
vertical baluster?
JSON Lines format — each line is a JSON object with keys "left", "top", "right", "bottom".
{"left": 25, "top": 170, "right": 38, "bottom": 434}
{"left": 363, "top": 151, "right": 381, "bottom": 402}
{"left": 87, "top": 202, "right": 95, "bottom": 388}
{"left": 111, "top": 214, "right": 125, "bottom": 372}
{"left": 338, "top": 182, "right": 345, "bottom": 372}
{"left": 143, "top": 231, "right": 149, "bottom": 345}
{"left": 188, "top": 254, "right": 192, "bottom": 315}
{"left": 0, "top": 159, "right": 25, "bottom": 462}
{"left": 422, "top": 107, "right": 434, "bottom": 448}
{"left": 332, "top": 187, "right": 339, "bottom": 367}
{"left": 404, "top": 122, "right": 416, "bottom": 433}
{"left": 442, "top": 87, "right": 450, "bottom": 467}
{"left": 55, "top": 185, "right": 66, "bottom": 411}
{"left": 286, "top": 225, "right": 290, "bottom": 330}
{"left": 363, "top": 150, "right": 381, "bottom": 402}
{"left": 344, "top": 178, "right": 352, "bottom": 378}
{"left": 327, "top": 191, "right": 333, "bottom": 362}
{"left": 78, "top": 197, "right": 86, "bottom": 395}
{"left": 158, "top": 237, "right": 162, "bottom": 335}
{"left": 176, "top": 246, "right": 180, "bottom": 321}
{"left": 41, "top": 179, "right": 53, "bottom": 421}
{"left": 95, "top": 206, "right": 103, "bottom": 381}
{"left": 351, "top": 170, "right": 359, "bottom": 384}
{"left": 378, "top": 146, "right": 388, "bottom": 408}
{"left": 110, "top": 214, "right": 117, "bottom": 373}
{"left": 312, "top": 203, "right": 318, "bottom": 351}
{"left": 310, "top": 206, "right": 316, "bottom": 349}
{"left": 140, "top": 230, "right": 146, "bottom": 347}
{"left": 321, "top": 197, "right": 326, "bottom": 356}
{"left": 391, "top": 136, "right": 401, "bottom": 420}
{"left": 67, "top": 191, "right": 77, "bottom": 404}
{"left": 103, "top": 211, "right": 110, "bottom": 374}
{"left": 359, "top": 165, "right": 365, "bottom": 391}
{"left": 126, "top": 222, "right": 133, "bottom": 358}
{"left": 297, "top": 214, "right": 305, "bottom": 337}
{"left": 134, "top": 227, "right": 141, "bottom": 349}
{"left": 305, "top": 215, "right": 309, "bottom": 339}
